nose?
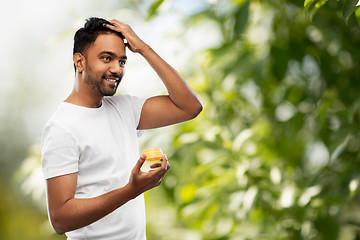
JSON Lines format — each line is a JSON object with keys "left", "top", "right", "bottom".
{"left": 109, "top": 61, "right": 122, "bottom": 75}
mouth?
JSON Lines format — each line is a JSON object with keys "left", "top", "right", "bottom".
{"left": 105, "top": 78, "right": 119, "bottom": 82}
{"left": 104, "top": 76, "right": 121, "bottom": 87}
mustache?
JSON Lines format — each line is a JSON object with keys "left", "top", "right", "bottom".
{"left": 103, "top": 74, "right": 122, "bottom": 80}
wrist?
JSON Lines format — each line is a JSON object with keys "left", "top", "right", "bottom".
{"left": 138, "top": 44, "right": 152, "bottom": 56}
{"left": 123, "top": 182, "right": 140, "bottom": 200}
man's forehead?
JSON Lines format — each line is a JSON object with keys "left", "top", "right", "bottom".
{"left": 91, "top": 33, "right": 126, "bottom": 53}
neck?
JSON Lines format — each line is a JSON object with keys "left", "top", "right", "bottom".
{"left": 65, "top": 92, "right": 103, "bottom": 108}
{"left": 65, "top": 73, "right": 103, "bottom": 108}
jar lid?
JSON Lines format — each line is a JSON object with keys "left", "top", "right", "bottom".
{"left": 143, "top": 148, "right": 163, "bottom": 161}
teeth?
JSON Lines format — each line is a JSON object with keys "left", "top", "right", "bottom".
{"left": 106, "top": 78, "right": 118, "bottom": 82}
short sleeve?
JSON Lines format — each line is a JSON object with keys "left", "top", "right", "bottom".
{"left": 129, "top": 96, "right": 147, "bottom": 137}
{"left": 105, "top": 94, "right": 147, "bottom": 137}
{"left": 41, "top": 123, "right": 80, "bottom": 179}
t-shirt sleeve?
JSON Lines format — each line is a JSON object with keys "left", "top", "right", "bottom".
{"left": 130, "top": 96, "right": 147, "bottom": 129}
{"left": 108, "top": 94, "right": 147, "bottom": 137}
{"left": 41, "top": 123, "right": 79, "bottom": 179}
{"left": 125, "top": 95, "right": 147, "bottom": 137}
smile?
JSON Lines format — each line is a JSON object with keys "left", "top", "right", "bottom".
{"left": 105, "top": 78, "right": 119, "bottom": 82}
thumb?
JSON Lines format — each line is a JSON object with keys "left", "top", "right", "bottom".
{"left": 133, "top": 153, "right": 146, "bottom": 172}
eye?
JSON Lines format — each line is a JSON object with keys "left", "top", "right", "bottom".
{"left": 119, "top": 60, "right": 126, "bottom": 66}
{"left": 102, "top": 56, "right": 111, "bottom": 61}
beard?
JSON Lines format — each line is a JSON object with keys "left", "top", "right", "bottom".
{"left": 84, "top": 67, "right": 121, "bottom": 96}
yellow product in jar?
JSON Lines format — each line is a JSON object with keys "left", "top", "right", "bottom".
{"left": 141, "top": 148, "right": 163, "bottom": 172}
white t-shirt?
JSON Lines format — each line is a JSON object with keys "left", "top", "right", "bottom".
{"left": 41, "top": 94, "right": 147, "bottom": 240}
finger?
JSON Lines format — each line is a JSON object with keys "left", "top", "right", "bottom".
{"left": 166, "top": 159, "right": 170, "bottom": 171}
{"left": 103, "top": 24, "right": 116, "bottom": 32}
{"left": 149, "top": 159, "right": 168, "bottom": 176}
{"left": 108, "top": 19, "right": 121, "bottom": 25}
{"left": 103, "top": 20, "right": 121, "bottom": 30}
{"left": 150, "top": 163, "right": 162, "bottom": 169}
{"left": 103, "top": 21, "right": 114, "bottom": 28}
{"left": 108, "top": 20, "right": 127, "bottom": 28}
{"left": 161, "top": 154, "right": 170, "bottom": 171}
{"left": 133, "top": 153, "right": 146, "bottom": 173}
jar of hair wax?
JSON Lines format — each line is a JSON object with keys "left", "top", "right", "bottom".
{"left": 141, "top": 148, "right": 163, "bottom": 172}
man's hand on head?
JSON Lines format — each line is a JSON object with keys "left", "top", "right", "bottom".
{"left": 104, "top": 20, "right": 149, "bottom": 54}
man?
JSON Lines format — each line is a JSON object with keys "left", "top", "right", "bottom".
{"left": 41, "top": 17, "right": 202, "bottom": 239}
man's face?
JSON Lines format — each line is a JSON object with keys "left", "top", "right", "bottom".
{"left": 82, "top": 33, "right": 127, "bottom": 96}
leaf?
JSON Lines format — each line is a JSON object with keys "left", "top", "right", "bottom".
{"left": 146, "top": 0, "right": 165, "bottom": 21}
{"left": 304, "top": 0, "right": 329, "bottom": 21}
{"left": 304, "top": 0, "right": 318, "bottom": 21}
{"left": 343, "top": 0, "right": 359, "bottom": 24}
{"left": 233, "top": 0, "right": 250, "bottom": 40}
{"left": 315, "top": 0, "right": 329, "bottom": 9}
{"left": 304, "top": 0, "right": 316, "bottom": 8}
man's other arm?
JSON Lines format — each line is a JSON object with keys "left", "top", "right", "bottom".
{"left": 46, "top": 154, "right": 170, "bottom": 235}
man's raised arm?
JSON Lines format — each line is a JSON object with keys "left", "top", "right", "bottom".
{"left": 105, "top": 20, "right": 203, "bottom": 130}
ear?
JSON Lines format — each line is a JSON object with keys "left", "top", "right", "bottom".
{"left": 73, "top": 52, "right": 85, "bottom": 73}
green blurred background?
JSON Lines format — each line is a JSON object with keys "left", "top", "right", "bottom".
{"left": 1, "top": 0, "right": 360, "bottom": 239}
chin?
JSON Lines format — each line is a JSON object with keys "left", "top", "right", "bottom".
{"left": 102, "top": 92, "right": 117, "bottom": 97}
{"left": 99, "top": 86, "right": 119, "bottom": 96}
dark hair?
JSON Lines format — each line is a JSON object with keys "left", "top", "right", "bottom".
{"left": 73, "top": 17, "right": 124, "bottom": 71}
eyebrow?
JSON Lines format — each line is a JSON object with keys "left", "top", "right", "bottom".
{"left": 99, "top": 51, "right": 127, "bottom": 60}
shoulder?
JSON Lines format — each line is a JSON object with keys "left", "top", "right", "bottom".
{"left": 43, "top": 103, "right": 77, "bottom": 140}
{"left": 44, "top": 102, "right": 82, "bottom": 138}
{"left": 47, "top": 102, "right": 72, "bottom": 126}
